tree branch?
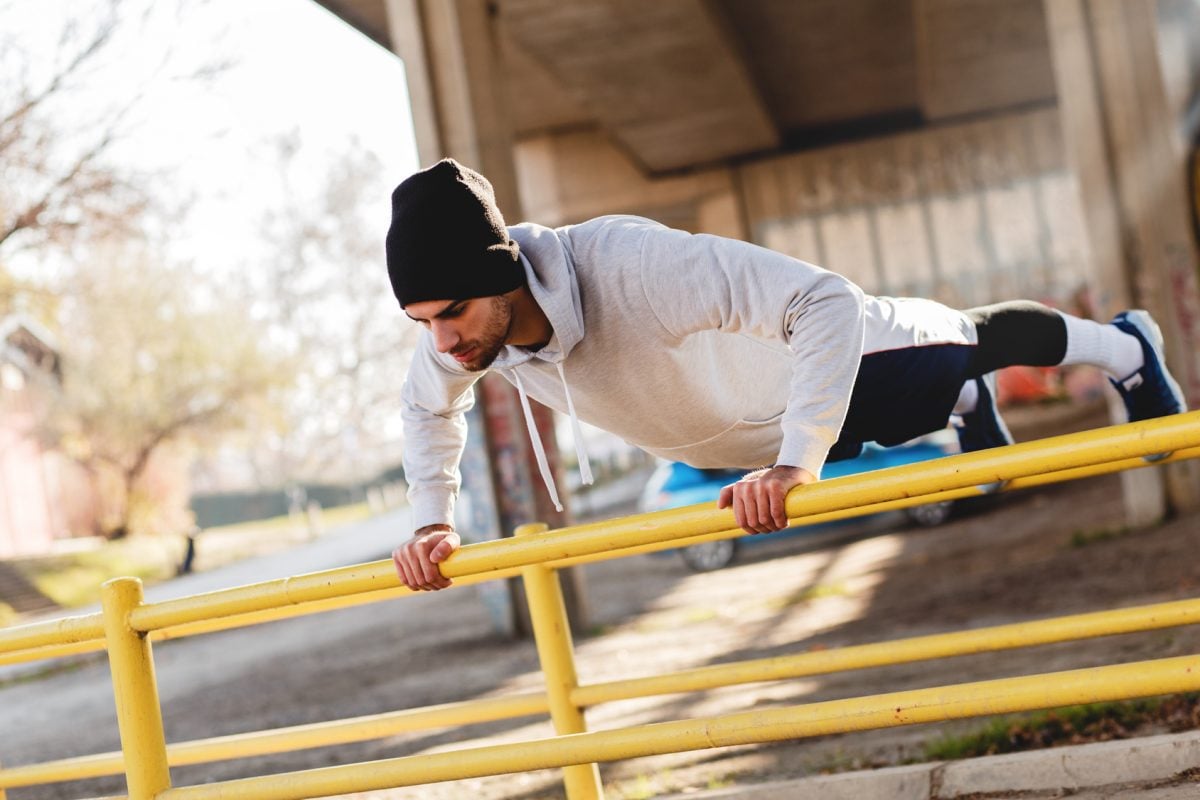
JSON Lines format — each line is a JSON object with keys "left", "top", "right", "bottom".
{"left": 0, "top": 3, "right": 119, "bottom": 140}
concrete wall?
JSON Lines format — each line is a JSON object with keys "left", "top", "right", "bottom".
{"left": 741, "top": 107, "right": 1089, "bottom": 308}
{"left": 515, "top": 106, "right": 1091, "bottom": 312}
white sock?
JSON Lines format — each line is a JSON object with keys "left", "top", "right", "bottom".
{"left": 1057, "top": 311, "right": 1144, "bottom": 380}
{"left": 953, "top": 379, "right": 979, "bottom": 414}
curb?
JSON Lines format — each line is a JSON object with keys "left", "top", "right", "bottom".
{"left": 679, "top": 729, "right": 1200, "bottom": 799}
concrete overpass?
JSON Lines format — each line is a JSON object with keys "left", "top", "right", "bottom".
{"left": 314, "top": 0, "right": 1200, "bottom": 524}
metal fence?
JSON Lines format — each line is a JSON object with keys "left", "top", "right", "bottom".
{"left": 3, "top": 411, "right": 1200, "bottom": 800}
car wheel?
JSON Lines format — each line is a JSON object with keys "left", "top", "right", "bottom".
{"left": 906, "top": 500, "right": 954, "bottom": 527}
{"left": 680, "top": 539, "right": 738, "bottom": 572}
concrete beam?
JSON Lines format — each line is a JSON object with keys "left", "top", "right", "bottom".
{"left": 916, "top": 0, "right": 1057, "bottom": 120}
{"left": 501, "top": 0, "right": 779, "bottom": 173}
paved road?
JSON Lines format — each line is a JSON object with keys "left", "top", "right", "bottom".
{"left": 0, "top": 506, "right": 415, "bottom": 684}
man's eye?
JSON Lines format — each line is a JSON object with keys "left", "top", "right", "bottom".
{"left": 443, "top": 305, "right": 464, "bottom": 318}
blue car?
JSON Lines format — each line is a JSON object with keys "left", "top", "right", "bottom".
{"left": 638, "top": 430, "right": 960, "bottom": 571}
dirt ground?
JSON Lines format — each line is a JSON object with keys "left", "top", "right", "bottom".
{"left": 4, "top": 408, "right": 1200, "bottom": 800}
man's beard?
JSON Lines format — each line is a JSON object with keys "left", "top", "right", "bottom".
{"left": 453, "top": 295, "right": 514, "bottom": 372}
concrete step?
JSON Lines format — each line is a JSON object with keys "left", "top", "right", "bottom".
{"left": 0, "top": 560, "right": 59, "bottom": 615}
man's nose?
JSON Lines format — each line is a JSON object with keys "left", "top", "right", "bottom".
{"left": 431, "top": 322, "right": 459, "bottom": 353}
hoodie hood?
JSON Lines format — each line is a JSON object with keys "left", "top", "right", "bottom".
{"left": 486, "top": 222, "right": 585, "bottom": 370}
{"left": 487, "top": 222, "right": 594, "bottom": 511}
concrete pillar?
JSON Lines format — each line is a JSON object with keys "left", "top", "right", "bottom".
{"left": 1045, "top": 0, "right": 1200, "bottom": 520}
{"left": 385, "top": 0, "right": 586, "bottom": 632}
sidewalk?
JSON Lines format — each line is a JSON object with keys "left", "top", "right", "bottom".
{"left": 684, "top": 728, "right": 1200, "bottom": 799}
{"left": 138, "top": 506, "right": 410, "bottom": 602}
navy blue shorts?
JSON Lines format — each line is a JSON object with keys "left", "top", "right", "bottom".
{"left": 828, "top": 344, "right": 975, "bottom": 462}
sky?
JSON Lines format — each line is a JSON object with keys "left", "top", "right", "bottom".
{"left": 9, "top": 0, "right": 421, "bottom": 277}
{"left": 132, "top": 0, "right": 421, "bottom": 273}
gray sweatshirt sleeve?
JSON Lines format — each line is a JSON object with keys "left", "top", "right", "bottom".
{"left": 400, "top": 333, "right": 481, "bottom": 530}
{"left": 636, "top": 224, "right": 865, "bottom": 477}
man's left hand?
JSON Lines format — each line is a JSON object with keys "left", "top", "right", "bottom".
{"left": 717, "top": 465, "right": 816, "bottom": 534}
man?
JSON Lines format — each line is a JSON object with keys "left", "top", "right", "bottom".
{"left": 388, "top": 159, "right": 1186, "bottom": 592}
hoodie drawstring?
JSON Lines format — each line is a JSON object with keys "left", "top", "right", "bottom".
{"left": 510, "top": 367, "right": 594, "bottom": 515}
{"left": 556, "top": 362, "right": 594, "bottom": 486}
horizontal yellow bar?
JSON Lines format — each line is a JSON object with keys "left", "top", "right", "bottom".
{"left": 0, "top": 613, "right": 104, "bottom": 657}
{"left": 159, "top": 653, "right": 1200, "bottom": 800}
{"left": 0, "top": 692, "right": 548, "bottom": 789}
{"left": 149, "top": 565, "right": 528, "bottom": 641}
{"left": 0, "top": 751, "right": 123, "bottom": 789}
{"left": 436, "top": 413, "right": 1200, "bottom": 582}
{"left": 122, "top": 413, "right": 1200, "bottom": 634}
{"left": 127, "top": 561, "right": 399, "bottom": 633}
{"left": 617, "top": 444, "right": 1200, "bottom": 558}
{"left": 2, "top": 421, "right": 1194, "bottom": 660}
{"left": 108, "top": 440, "right": 1200, "bottom": 645}
{"left": 0, "top": 638, "right": 105, "bottom": 667}
{"left": 572, "top": 595, "right": 1200, "bottom": 706}
{"left": 2, "top": 432, "right": 1197, "bottom": 664}
{"left": 9, "top": 590, "right": 1200, "bottom": 790}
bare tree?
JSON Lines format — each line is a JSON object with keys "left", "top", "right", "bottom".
{"left": 49, "top": 242, "right": 291, "bottom": 538}
{"left": 244, "top": 134, "right": 416, "bottom": 487}
{"left": 0, "top": 0, "right": 230, "bottom": 266}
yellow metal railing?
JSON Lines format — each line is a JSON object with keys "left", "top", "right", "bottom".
{"left": 2, "top": 411, "right": 1200, "bottom": 800}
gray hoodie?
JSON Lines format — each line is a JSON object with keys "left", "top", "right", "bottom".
{"left": 400, "top": 215, "right": 973, "bottom": 530}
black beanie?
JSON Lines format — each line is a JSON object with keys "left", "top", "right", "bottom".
{"left": 385, "top": 158, "right": 524, "bottom": 307}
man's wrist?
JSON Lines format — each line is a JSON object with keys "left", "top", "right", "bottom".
{"left": 414, "top": 524, "right": 454, "bottom": 538}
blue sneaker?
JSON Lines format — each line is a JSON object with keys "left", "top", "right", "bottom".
{"left": 1108, "top": 310, "right": 1186, "bottom": 423}
{"left": 956, "top": 372, "right": 1013, "bottom": 453}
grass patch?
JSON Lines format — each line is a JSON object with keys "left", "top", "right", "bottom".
{"left": 607, "top": 768, "right": 678, "bottom": 799}
{"left": 924, "top": 694, "right": 1200, "bottom": 761}
{"left": 705, "top": 774, "right": 733, "bottom": 791}
{"left": 7, "top": 502, "right": 376, "bottom": 613}
{"left": 15, "top": 538, "right": 176, "bottom": 609}
{"left": 1070, "top": 525, "right": 1131, "bottom": 548}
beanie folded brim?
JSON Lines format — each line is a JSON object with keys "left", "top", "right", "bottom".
{"left": 398, "top": 246, "right": 524, "bottom": 306}
{"left": 385, "top": 158, "right": 525, "bottom": 307}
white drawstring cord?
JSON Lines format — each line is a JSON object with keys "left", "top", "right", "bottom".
{"left": 511, "top": 370, "right": 564, "bottom": 513}
{"left": 556, "top": 362, "right": 594, "bottom": 486}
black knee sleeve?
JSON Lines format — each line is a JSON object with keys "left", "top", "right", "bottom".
{"left": 964, "top": 301, "right": 1068, "bottom": 378}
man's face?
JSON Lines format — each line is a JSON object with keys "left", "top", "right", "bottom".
{"left": 404, "top": 295, "right": 514, "bottom": 372}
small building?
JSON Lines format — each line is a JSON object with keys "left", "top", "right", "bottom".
{"left": 0, "top": 316, "right": 96, "bottom": 557}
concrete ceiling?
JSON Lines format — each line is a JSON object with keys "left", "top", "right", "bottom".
{"left": 314, "top": 0, "right": 1056, "bottom": 174}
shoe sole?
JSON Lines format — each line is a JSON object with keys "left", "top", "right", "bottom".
{"left": 1119, "top": 309, "right": 1186, "bottom": 462}
{"left": 1121, "top": 309, "right": 1187, "bottom": 415}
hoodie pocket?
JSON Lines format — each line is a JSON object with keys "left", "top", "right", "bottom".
{"left": 649, "top": 415, "right": 783, "bottom": 469}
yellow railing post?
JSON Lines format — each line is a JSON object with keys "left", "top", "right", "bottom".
{"left": 101, "top": 578, "right": 172, "bottom": 800}
{"left": 517, "top": 522, "right": 604, "bottom": 800}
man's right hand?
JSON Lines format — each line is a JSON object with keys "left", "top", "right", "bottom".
{"left": 392, "top": 525, "right": 460, "bottom": 591}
